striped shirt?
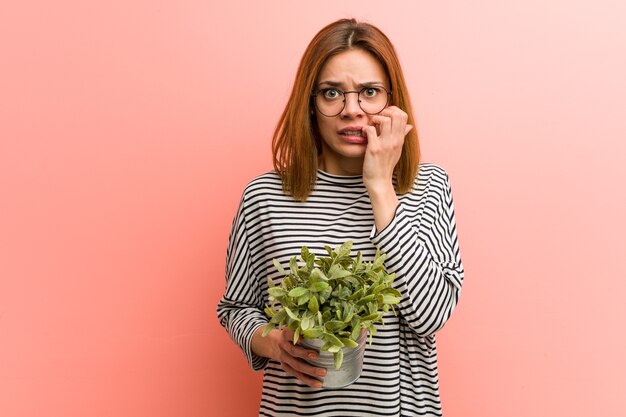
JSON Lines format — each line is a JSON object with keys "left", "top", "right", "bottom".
{"left": 217, "top": 163, "right": 464, "bottom": 416}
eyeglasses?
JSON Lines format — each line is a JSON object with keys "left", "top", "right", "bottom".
{"left": 311, "top": 86, "right": 392, "bottom": 117}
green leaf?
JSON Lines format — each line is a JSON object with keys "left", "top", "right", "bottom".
{"left": 360, "top": 312, "right": 382, "bottom": 322}
{"left": 262, "top": 324, "right": 275, "bottom": 337}
{"left": 330, "top": 269, "right": 352, "bottom": 280}
{"left": 333, "top": 348, "right": 344, "bottom": 369}
{"left": 306, "top": 253, "right": 315, "bottom": 270}
{"left": 382, "top": 287, "right": 402, "bottom": 297}
{"left": 301, "top": 246, "right": 310, "bottom": 262}
{"left": 303, "top": 328, "right": 324, "bottom": 339}
{"left": 327, "top": 345, "right": 341, "bottom": 353}
{"left": 272, "top": 259, "right": 286, "bottom": 276}
{"left": 308, "top": 295, "right": 319, "bottom": 314}
{"left": 310, "top": 268, "right": 329, "bottom": 281}
{"left": 325, "top": 320, "right": 348, "bottom": 332}
{"left": 368, "top": 325, "right": 377, "bottom": 344}
{"left": 337, "top": 240, "right": 353, "bottom": 257}
{"left": 268, "top": 287, "right": 287, "bottom": 298}
{"left": 382, "top": 294, "right": 401, "bottom": 304}
{"left": 323, "top": 332, "right": 344, "bottom": 347}
{"left": 373, "top": 252, "right": 387, "bottom": 269}
{"left": 320, "top": 341, "right": 333, "bottom": 351}
{"left": 270, "top": 309, "right": 286, "bottom": 324}
{"left": 351, "top": 322, "right": 362, "bottom": 340}
{"left": 348, "top": 288, "right": 364, "bottom": 301}
{"left": 288, "top": 287, "right": 308, "bottom": 297}
{"left": 339, "top": 337, "right": 359, "bottom": 348}
{"left": 342, "top": 305, "right": 355, "bottom": 323}
{"left": 289, "top": 257, "right": 299, "bottom": 273}
{"left": 371, "top": 283, "right": 386, "bottom": 294}
{"left": 356, "top": 294, "right": 375, "bottom": 306}
{"left": 297, "top": 269, "right": 310, "bottom": 280}
{"left": 293, "top": 327, "right": 301, "bottom": 344}
{"left": 354, "top": 251, "right": 362, "bottom": 271}
{"left": 309, "top": 281, "right": 329, "bottom": 292}
{"left": 297, "top": 293, "right": 311, "bottom": 305}
{"left": 284, "top": 307, "right": 299, "bottom": 321}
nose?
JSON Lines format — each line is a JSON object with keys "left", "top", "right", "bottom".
{"left": 341, "top": 91, "right": 363, "bottom": 117}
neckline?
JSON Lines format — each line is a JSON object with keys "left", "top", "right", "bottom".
{"left": 316, "top": 169, "right": 365, "bottom": 185}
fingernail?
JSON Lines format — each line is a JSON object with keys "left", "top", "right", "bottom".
{"left": 308, "top": 353, "right": 318, "bottom": 359}
{"left": 316, "top": 369, "right": 326, "bottom": 376}
{"left": 314, "top": 382, "right": 323, "bottom": 388}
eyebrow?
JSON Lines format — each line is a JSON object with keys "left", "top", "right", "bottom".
{"left": 317, "top": 81, "right": 385, "bottom": 89}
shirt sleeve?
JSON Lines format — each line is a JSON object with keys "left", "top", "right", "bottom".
{"left": 370, "top": 168, "right": 464, "bottom": 337}
{"left": 216, "top": 193, "right": 270, "bottom": 371}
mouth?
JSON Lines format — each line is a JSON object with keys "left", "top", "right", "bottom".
{"left": 338, "top": 126, "right": 366, "bottom": 139}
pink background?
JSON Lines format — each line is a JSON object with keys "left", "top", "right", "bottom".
{"left": 1, "top": 1, "right": 625, "bottom": 416}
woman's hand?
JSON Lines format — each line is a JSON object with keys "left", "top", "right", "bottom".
{"left": 252, "top": 326, "right": 327, "bottom": 388}
{"left": 362, "top": 105, "right": 413, "bottom": 191}
{"left": 362, "top": 106, "right": 413, "bottom": 232}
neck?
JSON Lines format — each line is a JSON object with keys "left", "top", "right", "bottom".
{"left": 318, "top": 150, "right": 364, "bottom": 176}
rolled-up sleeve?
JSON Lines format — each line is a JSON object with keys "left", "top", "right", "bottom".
{"left": 217, "top": 195, "right": 270, "bottom": 371}
{"left": 370, "top": 169, "right": 464, "bottom": 337}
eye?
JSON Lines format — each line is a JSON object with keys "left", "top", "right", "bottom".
{"left": 321, "top": 88, "right": 342, "bottom": 100}
{"left": 362, "top": 87, "right": 380, "bottom": 98}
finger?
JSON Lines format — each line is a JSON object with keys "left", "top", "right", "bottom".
{"left": 369, "top": 115, "right": 392, "bottom": 139}
{"left": 390, "top": 109, "right": 409, "bottom": 139}
{"left": 280, "top": 338, "right": 320, "bottom": 360}
{"left": 278, "top": 345, "right": 327, "bottom": 382}
{"left": 362, "top": 125, "right": 377, "bottom": 142}
{"left": 281, "top": 328, "right": 307, "bottom": 349}
{"left": 405, "top": 124, "right": 413, "bottom": 135}
{"left": 281, "top": 362, "right": 324, "bottom": 388}
{"left": 379, "top": 107, "right": 408, "bottom": 138}
{"left": 378, "top": 105, "right": 402, "bottom": 116}
{"left": 281, "top": 353, "right": 327, "bottom": 380}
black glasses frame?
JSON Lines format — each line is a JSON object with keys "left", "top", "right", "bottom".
{"left": 311, "top": 87, "right": 392, "bottom": 117}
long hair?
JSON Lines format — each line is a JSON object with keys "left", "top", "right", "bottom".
{"left": 272, "top": 18, "right": 420, "bottom": 201}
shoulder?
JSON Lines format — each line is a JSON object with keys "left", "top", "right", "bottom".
{"left": 242, "top": 170, "right": 282, "bottom": 193}
{"left": 417, "top": 162, "right": 449, "bottom": 181}
{"left": 414, "top": 162, "right": 450, "bottom": 191}
{"left": 239, "top": 170, "right": 286, "bottom": 207}
{"left": 398, "top": 162, "right": 452, "bottom": 208}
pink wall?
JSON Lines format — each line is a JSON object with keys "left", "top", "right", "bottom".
{"left": 1, "top": 1, "right": 625, "bottom": 416}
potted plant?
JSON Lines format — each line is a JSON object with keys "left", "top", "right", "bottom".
{"left": 262, "top": 240, "right": 401, "bottom": 387}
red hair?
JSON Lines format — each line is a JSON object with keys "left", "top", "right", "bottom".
{"left": 272, "top": 18, "right": 420, "bottom": 201}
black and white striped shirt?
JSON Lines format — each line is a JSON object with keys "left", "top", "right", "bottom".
{"left": 217, "top": 163, "right": 464, "bottom": 416}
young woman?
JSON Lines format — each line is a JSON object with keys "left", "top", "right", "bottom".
{"left": 217, "top": 18, "right": 464, "bottom": 416}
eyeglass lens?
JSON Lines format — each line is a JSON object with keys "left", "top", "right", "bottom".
{"left": 315, "top": 87, "right": 390, "bottom": 117}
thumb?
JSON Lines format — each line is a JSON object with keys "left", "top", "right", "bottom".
{"left": 404, "top": 124, "right": 413, "bottom": 135}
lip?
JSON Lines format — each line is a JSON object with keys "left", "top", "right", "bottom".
{"left": 338, "top": 126, "right": 368, "bottom": 144}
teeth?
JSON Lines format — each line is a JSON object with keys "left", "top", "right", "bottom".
{"left": 342, "top": 130, "right": 363, "bottom": 136}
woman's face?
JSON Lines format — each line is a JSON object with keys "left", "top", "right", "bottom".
{"left": 313, "top": 48, "right": 389, "bottom": 175}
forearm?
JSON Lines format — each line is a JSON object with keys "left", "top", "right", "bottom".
{"left": 371, "top": 203, "right": 463, "bottom": 336}
{"left": 250, "top": 325, "right": 280, "bottom": 360}
{"left": 367, "top": 181, "right": 399, "bottom": 233}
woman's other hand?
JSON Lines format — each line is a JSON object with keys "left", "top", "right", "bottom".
{"left": 362, "top": 105, "right": 413, "bottom": 192}
{"left": 252, "top": 326, "right": 327, "bottom": 388}
{"left": 362, "top": 106, "right": 413, "bottom": 231}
